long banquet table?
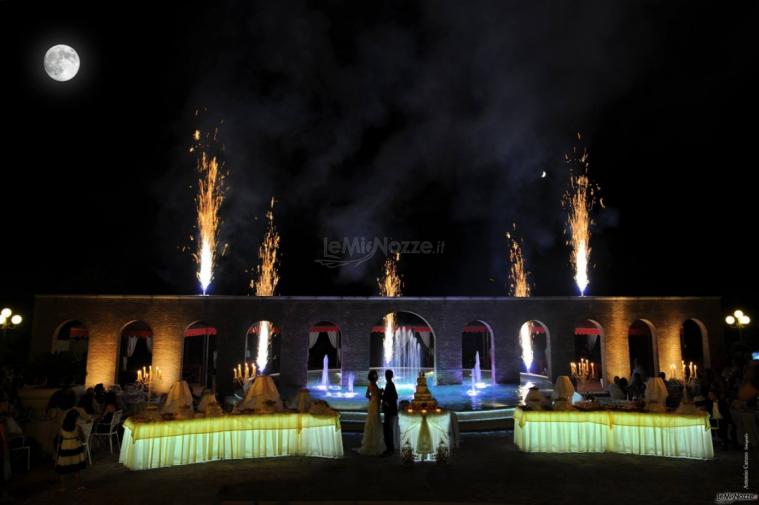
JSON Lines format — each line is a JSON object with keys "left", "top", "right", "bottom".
{"left": 119, "top": 412, "right": 344, "bottom": 470}
{"left": 513, "top": 408, "right": 713, "bottom": 460}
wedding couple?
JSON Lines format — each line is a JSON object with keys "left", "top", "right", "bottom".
{"left": 357, "top": 369, "right": 398, "bottom": 456}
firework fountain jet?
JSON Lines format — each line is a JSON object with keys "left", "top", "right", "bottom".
{"left": 563, "top": 133, "right": 601, "bottom": 297}
{"left": 192, "top": 128, "right": 225, "bottom": 295}
{"left": 506, "top": 225, "right": 533, "bottom": 371}
{"left": 251, "top": 198, "right": 280, "bottom": 373}
{"left": 378, "top": 253, "right": 402, "bottom": 366}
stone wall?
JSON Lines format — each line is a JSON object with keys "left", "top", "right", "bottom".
{"left": 31, "top": 295, "right": 724, "bottom": 396}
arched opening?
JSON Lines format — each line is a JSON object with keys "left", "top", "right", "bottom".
{"left": 245, "top": 321, "right": 280, "bottom": 376}
{"left": 628, "top": 320, "right": 656, "bottom": 380}
{"left": 182, "top": 321, "right": 218, "bottom": 391}
{"left": 681, "top": 318, "right": 707, "bottom": 376}
{"left": 53, "top": 320, "right": 89, "bottom": 384}
{"left": 307, "top": 322, "right": 341, "bottom": 388}
{"left": 461, "top": 321, "right": 494, "bottom": 384}
{"left": 573, "top": 319, "right": 604, "bottom": 392}
{"left": 370, "top": 311, "right": 435, "bottom": 386}
{"left": 117, "top": 321, "right": 153, "bottom": 385}
{"left": 519, "top": 320, "right": 549, "bottom": 376}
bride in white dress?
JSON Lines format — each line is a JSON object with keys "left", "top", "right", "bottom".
{"left": 357, "top": 370, "right": 386, "bottom": 455}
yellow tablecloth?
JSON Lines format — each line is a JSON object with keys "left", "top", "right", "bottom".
{"left": 119, "top": 412, "right": 344, "bottom": 470}
{"left": 399, "top": 411, "right": 452, "bottom": 461}
{"left": 514, "top": 408, "right": 713, "bottom": 459}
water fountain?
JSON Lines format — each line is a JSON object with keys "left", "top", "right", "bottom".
{"left": 347, "top": 372, "right": 354, "bottom": 394}
{"left": 387, "top": 326, "right": 422, "bottom": 386}
{"left": 467, "top": 370, "right": 478, "bottom": 396}
{"left": 473, "top": 351, "right": 482, "bottom": 385}
{"left": 317, "top": 354, "right": 329, "bottom": 391}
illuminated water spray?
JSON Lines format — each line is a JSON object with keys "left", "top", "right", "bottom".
{"left": 563, "top": 133, "right": 602, "bottom": 296}
{"left": 251, "top": 198, "right": 280, "bottom": 372}
{"left": 519, "top": 321, "right": 534, "bottom": 372}
{"left": 378, "top": 253, "right": 402, "bottom": 366}
{"left": 191, "top": 127, "right": 225, "bottom": 295}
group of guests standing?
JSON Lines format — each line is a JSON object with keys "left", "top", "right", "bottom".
{"left": 606, "top": 356, "right": 759, "bottom": 451}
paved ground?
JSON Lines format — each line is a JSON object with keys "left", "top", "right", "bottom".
{"left": 5, "top": 432, "right": 756, "bottom": 505}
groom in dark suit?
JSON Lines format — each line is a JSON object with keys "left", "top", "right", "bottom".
{"left": 381, "top": 369, "right": 398, "bottom": 456}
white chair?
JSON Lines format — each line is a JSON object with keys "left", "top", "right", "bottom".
{"left": 9, "top": 435, "right": 31, "bottom": 472}
{"left": 79, "top": 421, "right": 93, "bottom": 465}
{"left": 92, "top": 410, "right": 123, "bottom": 454}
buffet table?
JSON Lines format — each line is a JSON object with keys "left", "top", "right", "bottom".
{"left": 513, "top": 408, "right": 713, "bottom": 459}
{"left": 119, "top": 412, "right": 344, "bottom": 470}
{"left": 399, "top": 410, "right": 452, "bottom": 461}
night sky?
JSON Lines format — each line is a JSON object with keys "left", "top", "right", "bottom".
{"left": 1, "top": 1, "right": 757, "bottom": 334}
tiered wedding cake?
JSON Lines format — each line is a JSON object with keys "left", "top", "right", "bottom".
{"left": 410, "top": 372, "right": 438, "bottom": 410}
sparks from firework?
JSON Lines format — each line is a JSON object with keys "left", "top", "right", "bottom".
{"left": 378, "top": 253, "right": 402, "bottom": 366}
{"left": 562, "top": 132, "right": 601, "bottom": 296}
{"left": 506, "top": 224, "right": 532, "bottom": 298}
{"left": 191, "top": 127, "right": 225, "bottom": 295}
{"left": 251, "top": 197, "right": 280, "bottom": 372}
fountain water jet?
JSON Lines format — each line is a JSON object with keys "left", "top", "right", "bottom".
{"left": 467, "top": 370, "right": 479, "bottom": 396}
{"left": 317, "top": 354, "right": 329, "bottom": 391}
{"left": 386, "top": 326, "right": 422, "bottom": 386}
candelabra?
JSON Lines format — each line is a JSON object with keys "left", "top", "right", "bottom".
{"left": 136, "top": 365, "right": 162, "bottom": 400}
{"left": 233, "top": 362, "right": 256, "bottom": 387}
{"left": 570, "top": 359, "right": 596, "bottom": 391}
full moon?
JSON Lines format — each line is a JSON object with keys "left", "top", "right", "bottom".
{"left": 44, "top": 44, "right": 80, "bottom": 82}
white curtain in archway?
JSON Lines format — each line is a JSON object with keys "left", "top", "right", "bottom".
{"left": 326, "top": 331, "right": 338, "bottom": 349}
{"left": 146, "top": 336, "right": 153, "bottom": 354}
{"left": 127, "top": 336, "right": 138, "bottom": 357}
{"left": 419, "top": 331, "right": 431, "bottom": 349}
{"left": 327, "top": 330, "right": 339, "bottom": 361}
{"left": 308, "top": 331, "right": 319, "bottom": 349}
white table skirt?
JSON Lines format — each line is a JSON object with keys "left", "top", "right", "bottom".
{"left": 514, "top": 417, "right": 609, "bottom": 454}
{"left": 514, "top": 410, "right": 713, "bottom": 460}
{"left": 608, "top": 423, "right": 714, "bottom": 459}
{"left": 399, "top": 411, "right": 452, "bottom": 461}
{"left": 120, "top": 422, "right": 343, "bottom": 470}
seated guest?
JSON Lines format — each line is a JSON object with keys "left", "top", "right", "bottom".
{"left": 46, "top": 386, "right": 77, "bottom": 423}
{"left": 618, "top": 378, "right": 630, "bottom": 399}
{"left": 93, "top": 384, "right": 106, "bottom": 406}
{"left": 77, "top": 388, "right": 100, "bottom": 415}
{"left": 95, "top": 392, "right": 119, "bottom": 433}
{"left": 608, "top": 376, "right": 626, "bottom": 401}
{"left": 628, "top": 373, "right": 646, "bottom": 400}
{"left": 524, "top": 387, "right": 545, "bottom": 410}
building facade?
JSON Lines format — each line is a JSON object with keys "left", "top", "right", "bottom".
{"left": 31, "top": 295, "right": 724, "bottom": 397}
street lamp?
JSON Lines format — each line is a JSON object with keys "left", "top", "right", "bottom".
{"left": 1, "top": 308, "right": 22, "bottom": 327}
{"left": 725, "top": 309, "right": 751, "bottom": 341}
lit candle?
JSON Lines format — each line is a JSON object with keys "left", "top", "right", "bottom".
{"left": 137, "top": 370, "right": 142, "bottom": 381}
{"left": 591, "top": 362, "right": 595, "bottom": 378}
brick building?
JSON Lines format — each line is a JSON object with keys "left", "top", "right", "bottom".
{"left": 31, "top": 295, "right": 723, "bottom": 397}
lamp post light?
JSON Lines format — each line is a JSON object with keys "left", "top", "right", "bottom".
{"left": 725, "top": 309, "right": 751, "bottom": 341}
{"left": 1, "top": 307, "right": 23, "bottom": 343}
